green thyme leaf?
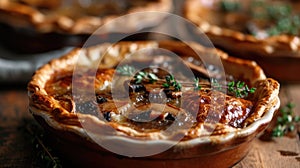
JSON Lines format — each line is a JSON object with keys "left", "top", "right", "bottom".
{"left": 148, "top": 73, "right": 158, "bottom": 82}
{"left": 162, "top": 83, "right": 170, "bottom": 88}
{"left": 250, "top": 1, "right": 299, "bottom": 36}
{"left": 116, "top": 65, "right": 136, "bottom": 76}
{"left": 26, "top": 123, "right": 62, "bottom": 168}
{"left": 211, "top": 79, "right": 222, "bottom": 91}
{"left": 134, "top": 71, "right": 158, "bottom": 84}
{"left": 117, "top": 65, "right": 158, "bottom": 84}
{"left": 225, "top": 80, "right": 255, "bottom": 98}
{"left": 193, "top": 78, "right": 202, "bottom": 91}
{"left": 163, "top": 75, "right": 182, "bottom": 91}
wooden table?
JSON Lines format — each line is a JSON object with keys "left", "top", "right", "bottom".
{"left": 0, "top": 83, "right": 299, "bottom": 168}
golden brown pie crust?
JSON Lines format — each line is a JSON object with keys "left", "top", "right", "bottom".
{"left": 28, "top": 40, "right": 279, "bottom": 138}
{"left": 27, "top": 40, "right": 280, "bottom": 167}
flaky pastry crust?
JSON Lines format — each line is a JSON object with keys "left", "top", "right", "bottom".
{"left": 28, "top": 40, "right": 279, "bottom": 143}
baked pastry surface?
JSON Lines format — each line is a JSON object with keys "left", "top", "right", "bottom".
{"left": 28, "top": 40, "right": 279, "bottom": 139}
{"left": 27, "top": 41, "right": 280, "bottom": 167}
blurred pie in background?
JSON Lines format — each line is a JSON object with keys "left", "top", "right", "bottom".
{"left": 184, "top": 0, "right": 300, "bottom": 82}
{"left": 0, "top": 0, "right": 172, "bottom": 53}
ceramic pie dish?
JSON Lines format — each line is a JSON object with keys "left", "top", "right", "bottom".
{"left": 0, "top": 0, "right": 172, "bottom": 52}
{"left": 184, "top": 0, "right": 300, "bottom": 82}
{"left": 28, "top": 40, "right": 280, "bottom": 167}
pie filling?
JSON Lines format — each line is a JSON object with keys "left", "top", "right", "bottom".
{"left": 41, "top": 58, "right": 254, "bottom": 139}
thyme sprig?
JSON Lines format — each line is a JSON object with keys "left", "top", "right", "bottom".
{"left": 211, "top": 78, "right": 222, "bottom": 91}
{"left": 211, "top": 79, "right": 256, "bottom": 98}
{"left": 250, "top": 0, "right": 300, "bottom": 36}
{"left": 162, "top": 75, "right": 182, "bottom": 91}
{"left": 116, "top": 65, "right": 256, "bottom": 98}
{"left": 227, "top": 81, "right": 256, "bottom": 98}
{"left": 116, "top": 65, "right": 136, "bottom": 76}
{"left": 193, "top": 77, "right": 202, "bottom": 91}
{"left": 268, "top": 15, "right": 300, "bottom": 36}
{"left": 221, "top": 0, "right": 300, "bottom": 36}
{"left": 116, "top": 65, "right": 158, "bottom": 83}
{"left": 134, "top": 71, "right": 158, "bottom": 84}
{"left": 26, "top": 123, "right": 62, "bottom": 168}
{"left": 272, "top": 102, "right": 300, "bottom": 137}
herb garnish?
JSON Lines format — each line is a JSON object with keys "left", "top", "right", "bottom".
{"left": 116, "top": 65, "right": 136, "bottom": 76}
{"left": 227, "top": 81, "right": 256, "bottom": 98}
{"left": 268, "top": 16, "right": 300, "bottom": 36}
{"left": 134, "top": 71, "right": 158, "bottom": 84}
{"left": 211, "top": 79, "right": 256, "bottom": 98}
{"left": 272, "top": 102, "right": 300, "bottom": 137}
{"left": 220, "top": 0, "right": 241, "bottom": 12}
{"left": 116, "top": 65, "right": 158, "bottom": 84}
{"left": 193, "top": 77, "right": 202, "bottom": 91}
{"left": 211, "top": 78, "right": 222, "bottom": 91}
{"left": 163, "top": 75, "right": 182, "bottom": 91}
{"left": 221, "top": 0, "right": 300, "bottom": 36}
{"left": 250, "top": 1, "right": 300, "bottom": 36}
{"left": 26, "top": 123, "right": 62, "bottom": 168}
{"left": 117, "top": 65, "right": 256, "bottom": 97}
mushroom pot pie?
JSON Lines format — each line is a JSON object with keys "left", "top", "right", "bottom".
{"left": 28, "top": 41, "right": 280, "bottom": 168}
{"left": 184, "top": 0, "right": 300, "bottom": 82}
{"left": 0, "top": 0, "right": 172, "bottom": 52}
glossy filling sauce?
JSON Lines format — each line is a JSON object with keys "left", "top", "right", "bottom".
{"left": 199, "top": 0, "right": 300, "bottom": 38}
{"left": 45, "top": 57, "right": 254, "bottom": 138}
{"left": 17, "top": 0, "right": 159, "bottom": 18}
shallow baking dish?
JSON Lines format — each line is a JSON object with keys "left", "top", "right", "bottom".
{"left": 28, "top": 40, "right": 280, "bottom": 167}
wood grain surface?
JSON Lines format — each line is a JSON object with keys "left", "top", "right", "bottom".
{"left": 0, "top": 84, "right": 299, "bottom": 168}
